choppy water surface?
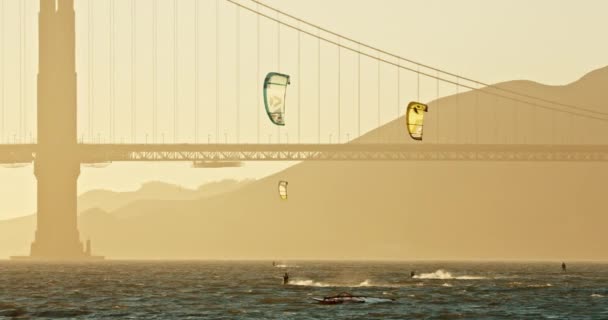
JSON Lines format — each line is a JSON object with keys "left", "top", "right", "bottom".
{"left": 0, "top": 261, "right": 606, "bottom": 319}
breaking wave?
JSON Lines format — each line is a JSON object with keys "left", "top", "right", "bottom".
{"left": 274, "top": 264, "right": 299, "bottom": 268}
{"left": 590, "top": 293, "right": 604, "bottom": 298}
{"left": 288, "top": 280, "right": 331, "bottom": 287}
{"left": 357, "top": 280, "right": 373, "bottom": 287}
{"left": 360, "top": 297, "right": 396, "bottom": 303}
{"left": 288, "top": 279, "right": 376, "bottom": 288}
{"left": 413, "top": 270, "right": 486, "bottom": 280}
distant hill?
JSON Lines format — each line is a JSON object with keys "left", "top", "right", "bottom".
{"left": 0, "top": 215, "right": 35, "bottom": 258}
{"left": 78, "top": 179, "right": 254, "bottom": 217}
{"left": 1, "top": 67, "right": 607, "bottom": 260}
{"left": 0, "top": 179, "right": 253, "bottom": 258}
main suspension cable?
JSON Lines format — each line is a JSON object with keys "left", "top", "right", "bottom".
{"left": 227, "top": 0, "right": 608, "bottom": 122}
{"left": 243, "top": 0, "right": 608, "bottom": 118}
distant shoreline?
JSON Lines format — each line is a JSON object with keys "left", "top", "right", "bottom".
{"left": 1, "top": 259, "right": 608, "bottom": 263}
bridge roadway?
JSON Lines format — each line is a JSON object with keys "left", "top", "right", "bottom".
{"left": 2, "top": 144, "right": 608, "bottom": 164}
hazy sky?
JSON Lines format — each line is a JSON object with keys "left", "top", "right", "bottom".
{"left": 0, "top": 0, "right": 607, "bottom": 219}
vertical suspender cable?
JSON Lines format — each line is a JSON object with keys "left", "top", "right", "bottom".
{"left": 576, "top": 113, "right": 587, "bottom": 144}
{"left": 0, "top": 0, "right": 3, "bottom": 143}
{"left": 25, "top": 0, "right": 29, "bottom": 142}
{"left": 337, "top": 40, "right": 340, "bottom": 144}
{"left": 194, "top": 0, "right": 199, "bottom": 143}
{"left": 494, "top": 93, "right": 498, "bottom": 143}
{"left": 216, "top": 0, "right": 220, "bottom": 143}
{"left": 513, "top": 98, "right": 517, "bottom": 144}
{"left": 110, "top": 0, "right": 115, "bottom": 143}
{"left": 552, "top": 105, "right": 556, "bottom": 145}
{"left": 475, "top": 84, "right": 479, "bottom": 144}
{"left": 569, "top": 109, "right": 573, "bottom": 145}
{"left": 131, "top": 0, "right": 136, "bottom": 143}
{"left": 524, "top": 98, "right": 528, "bottom": 144}
{"left": 236, "top": 4, "right": 240, "bottom": 143}
{"left": 357, "top": 45, "right": 360, "bottom": 138}
{"left": 522, "top": 96, "right": 528, "bottom": 144}
{"left": 297, "top": 25, "right": 301, "bottom": 144}
{"left": 436, "top": 71, "right": 440, "bottom": 144}
{"left": 415, "top": 65, "right": 420, "bottom": 143}
{"left": 256, "top": 2, "right": 260, "bottom": 144}
{"left": 377, "top": 55, "right": 380, "bottom": 142}
{"left": 113, "top": 0, "right": 117, "bottom": 142}
{"left": 174, "top": 0, "right": 178, "bottom": 143}
{"left": 456, "top": 77, "right": 459, "bottom": 143}
{"left": 396, "top": 59, "right": 400, "bottom": 142}
{"left": 89, "top": 0, "right": 93, "bottom": 142}
{"left": 277, "top": 15, "right": 280, "bottom": 71}
{"left": 153, "top": 0, "right": 158, "bottom": 143}
{"left": 21, "top": 0, "right": 26, "bottom": 142}
{"left": 417, "top": 66, "right": 420, "bottom": 102}
{"left": 415, "top": 65, "right": 420, "bottom": 142}
{"left": 277, "top": 11, "right": 280, "bottom": 144}
{"left": 18, "top": 0, "right": 23, "bottom": 142}
{"left": 317, "top": 28, "right": 320, "bottom": 143}
{"left": 414, "top": 66, "right": 420, "bottom": 147}
{"left": 88, "top": 0, "right": 95, "bottom": 142}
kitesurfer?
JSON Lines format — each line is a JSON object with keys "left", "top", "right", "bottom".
{"left": 410, "top": 271, "right": 416, "bottom": 278}
{"left": 283, "top": 272, "right": 289, "bottom": 285}
{"left": 562, "top": 262, "right": 567, "bottom": 272}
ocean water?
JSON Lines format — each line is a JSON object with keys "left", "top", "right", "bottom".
{"left": 0, "top": 261, "right": 606, "bottom": 319}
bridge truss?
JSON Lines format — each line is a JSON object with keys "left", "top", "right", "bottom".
{"left": 2, "top": 144, "right": 608, "bottom": 164}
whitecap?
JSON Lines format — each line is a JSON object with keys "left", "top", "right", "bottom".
{"left": 413, "top": 269, "right": 486, "bottom": 280}
{"left": 288, "top": 279, "right": 377, "bottom": 288}
{"left": 360, "top": 297, "right": 395, "bottom": 303}
{"left": 526, "top": 283, "right": 552, "bottom": 288}
{"left": 288, "top": 280, "right": 331, "bottom": 287}
{"left": 456, "top": 275, "right": 486, "bottom": 280}
{"left": 357, "top": 280, "right": 373, "bottom": 287}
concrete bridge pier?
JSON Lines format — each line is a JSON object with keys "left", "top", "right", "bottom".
{"left": 29, "top": 157, "right": 85, "bottom": 259}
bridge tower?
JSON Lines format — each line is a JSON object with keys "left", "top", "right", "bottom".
{"left": 26, "top": 0, "right": 94, "bottom": 259}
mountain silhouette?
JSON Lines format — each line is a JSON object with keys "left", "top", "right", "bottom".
{"left": 0, "top": 180, "right": 253, "bottom": 258}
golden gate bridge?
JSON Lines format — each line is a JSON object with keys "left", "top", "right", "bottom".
{"left": 0, "top": 0, "right": 607, "bottom": 259}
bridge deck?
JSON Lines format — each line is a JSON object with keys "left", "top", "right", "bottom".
{"left": 2, "top": 144, "right": 608, "bottom": 164}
